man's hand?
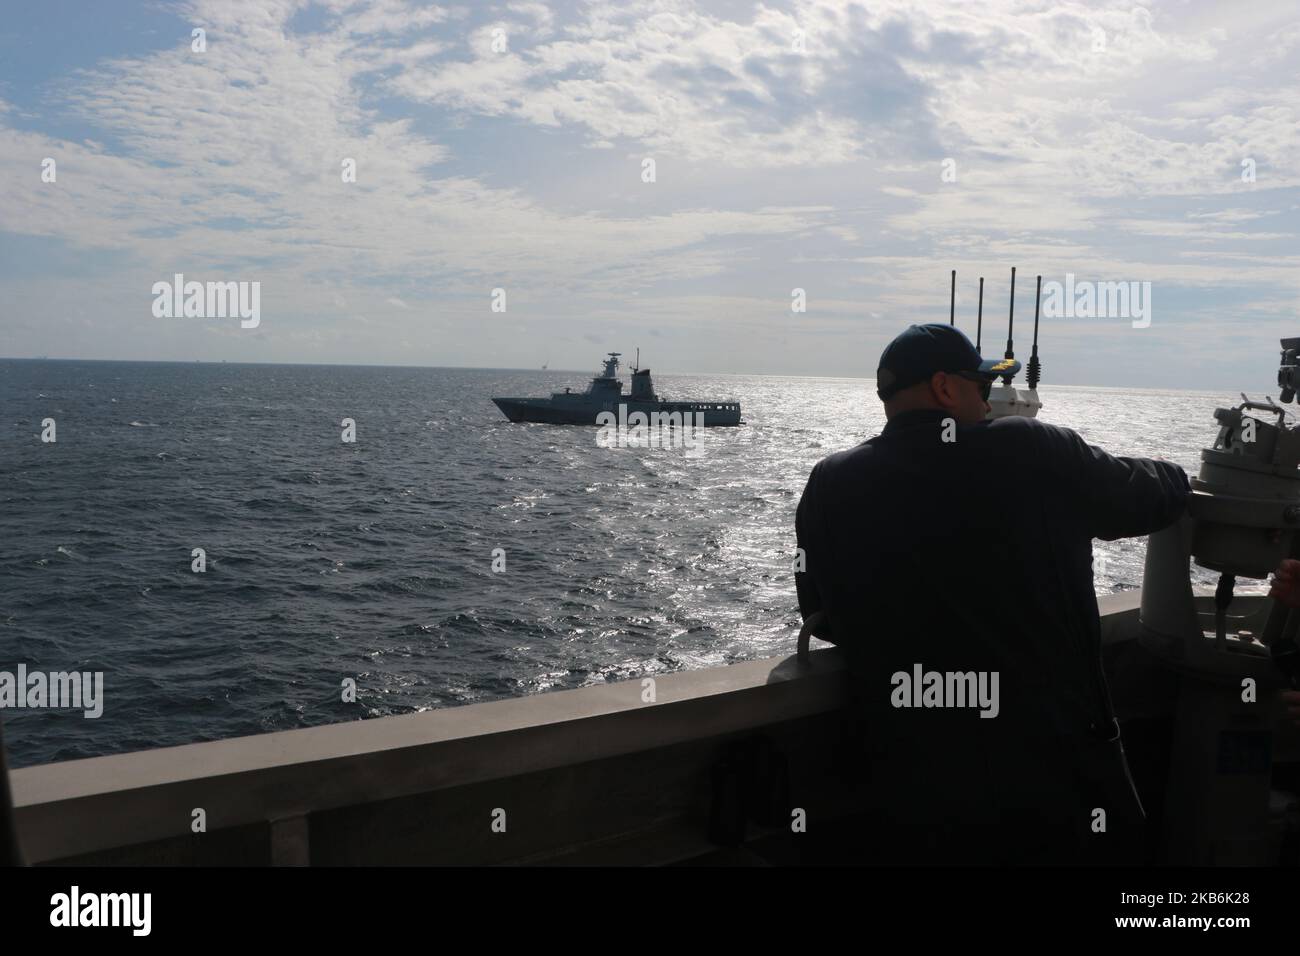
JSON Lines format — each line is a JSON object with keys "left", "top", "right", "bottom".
{"left": 1285, "top": 691, "right": 1300, "bottom": 725}
{"left": 1268, "top": 559, "right": 1300, "bottom": 725}
{"left": 1268, "top": 558, "right": 1300, "bottom": 608}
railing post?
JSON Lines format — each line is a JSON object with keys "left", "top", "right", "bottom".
{"left": 270, "top": 814, "right": 310, "bottom": 866}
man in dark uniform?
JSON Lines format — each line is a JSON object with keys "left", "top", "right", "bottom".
{"left": 795, "top": 323, "right": 1190, "bottom": 864}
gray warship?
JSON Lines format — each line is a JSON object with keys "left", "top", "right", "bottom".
{"left": 492, "top": 351, "right": 742, "bottom": 426}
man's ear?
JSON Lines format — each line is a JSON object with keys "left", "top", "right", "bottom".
{"left": 929, "top": 371, "right": 957, "bottom": 409}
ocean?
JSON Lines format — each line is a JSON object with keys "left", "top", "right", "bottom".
{"left": 0, "top": 358, "right": 1253, "bottom": 767}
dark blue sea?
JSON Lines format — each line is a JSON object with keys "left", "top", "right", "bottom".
{"left": 0, "top": 359, "right": 1246, "bottom": 767}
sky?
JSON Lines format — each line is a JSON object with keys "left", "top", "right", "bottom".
{"left": 0, "top": 0, "right": 1298, "bottom": 388}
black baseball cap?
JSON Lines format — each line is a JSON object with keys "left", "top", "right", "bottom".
{"left": 876, "top": 323, "right": 1021, "bottom": 400}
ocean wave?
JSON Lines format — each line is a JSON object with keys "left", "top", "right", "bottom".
{"left": 1, "top": 360, "right": 1203, "bottom": 768}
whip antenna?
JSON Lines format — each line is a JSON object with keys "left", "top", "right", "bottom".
{"left": 1027, "top": 275, "right": 1042, "bottom": 390}
{"left": 1003, "top": 267, "right": 1017, "bottom": 385}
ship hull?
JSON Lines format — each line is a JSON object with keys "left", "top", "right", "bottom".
{"left": 493, "top": 398, "right": 742, "bottom": 426}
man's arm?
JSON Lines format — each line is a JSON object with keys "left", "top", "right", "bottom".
{"left": 1038, "top": 422, "right": 1191, "bottom": 541}
{"left": 794, "top": 464, "right": 832, "bottom": 639}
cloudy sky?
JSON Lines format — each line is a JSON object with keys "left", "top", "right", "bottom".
{"left": 1, "top": 0, "right": 1297, "bottom": 387}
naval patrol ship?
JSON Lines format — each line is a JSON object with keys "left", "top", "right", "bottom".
{"left": 492, "top": 351, "right": 742, "bottom": 426}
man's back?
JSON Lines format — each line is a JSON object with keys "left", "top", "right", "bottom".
{"left": 795, "top": 407, "right": 1190, "bottom": 861}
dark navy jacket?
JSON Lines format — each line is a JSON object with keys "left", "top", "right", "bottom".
{"left": 795, "top": 407, "right": 1190, "bottom": 749}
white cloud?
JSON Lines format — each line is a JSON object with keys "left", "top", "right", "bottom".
{"left": 0, "top": 0, "right": 1297, "bottom": 383}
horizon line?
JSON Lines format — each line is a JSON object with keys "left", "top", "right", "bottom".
{"left": 0, "top": 355, "right": 1253, "bottom": 395}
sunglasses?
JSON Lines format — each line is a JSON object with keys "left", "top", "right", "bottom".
{"left": 954, "top": 370, "right": 994, "bottom": 402}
